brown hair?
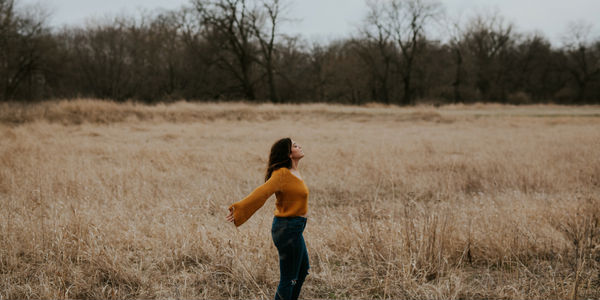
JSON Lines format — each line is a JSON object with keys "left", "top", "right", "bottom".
{"left": 265, "top": 138, "right": 292, "bottom": 181}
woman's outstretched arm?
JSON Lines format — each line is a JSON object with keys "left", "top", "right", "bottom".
{"left": 227, "top": 168, "right": 283, "bottom": 226}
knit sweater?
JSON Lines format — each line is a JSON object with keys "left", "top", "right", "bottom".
{"left": 229, "top": 167, "right": 309, "bottom": 227}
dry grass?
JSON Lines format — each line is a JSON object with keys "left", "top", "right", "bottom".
{"left": 1, "top": 99, "right": 599, "bottom": 299}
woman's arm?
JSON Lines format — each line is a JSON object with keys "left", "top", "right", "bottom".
{"left": 227, "top": 169, "right": 283, "bottom": 227}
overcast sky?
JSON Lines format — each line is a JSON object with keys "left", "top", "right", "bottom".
{"left": 23, "top": 0, "right": 600, "bottom": 45}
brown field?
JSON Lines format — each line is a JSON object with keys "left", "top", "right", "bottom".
{"left": 1, "top": 99, "right": 599, "bottom": 299}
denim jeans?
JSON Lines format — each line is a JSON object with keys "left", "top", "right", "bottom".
{"left": 271, "top": 216, "right": 309, "bottom": 300}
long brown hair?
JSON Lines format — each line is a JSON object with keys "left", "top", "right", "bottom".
{"left": 265, "top": 138, "right": 292, "bottom": 181}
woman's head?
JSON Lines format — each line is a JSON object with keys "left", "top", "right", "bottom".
{"left": 265, "top": 138, "right": 304, "bottom": 181}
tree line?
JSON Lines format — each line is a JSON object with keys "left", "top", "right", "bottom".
{"left": 1, "top": 0, "right": 599, "bottom": 104}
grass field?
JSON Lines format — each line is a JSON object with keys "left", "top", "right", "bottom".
{"left": 1, "top": 99, "right": 599, "bottom": 299}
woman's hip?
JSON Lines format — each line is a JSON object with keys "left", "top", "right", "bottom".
{"left": 271, "top": 216, "right": 307, "bottom": 245}
{"left": 272, "top": 216, "right": 307, "bottom": 229}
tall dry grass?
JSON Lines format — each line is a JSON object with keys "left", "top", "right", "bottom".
{"left": 1, "top": 99, "right": 599, "bottom": 299}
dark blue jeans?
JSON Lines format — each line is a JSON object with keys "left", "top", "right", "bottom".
{"left": 271, "top": 216, "right": 309, "bottom": 300}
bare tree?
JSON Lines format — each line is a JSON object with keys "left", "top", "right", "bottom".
{"left": 393, "top": 0, "right": 442, "bottom": 105}
{"left": 177, "top": 6, "right": 224, "bottom": 99}
{"left": 0, "top": 0, "right": 50, "bottom": 100}
{"left": 443, "top": 13, "right": 467, "bottom": 103}
{"left": 464, "top": 12, "right": 515, "bottom": 101}
{"left": 272, "top": 35, "right": 308, "bottom": 101}
{"left": 561, "top": 21, "right": 600, "bottom": 102}
{"left": 143, "top": 11, "right": 188, "bottom": 100}
{"left": 249, "top": 0, "right": 287, "bottom": 103}
{"left": 513, "top": 33, "right": 559, "bottom": 101}
{"left": 0, "top": 0, "right": 17, "bottom": 99}
{"left": 193, "top": 0, "right": 258, "bottom": 100}
{"left": 357, "top": 0, "right": 395, "bottom": 104}
{"left": 67, "top": 17, "right": 153, "bottom": 101}
{"left": 362, "top": 0, "right": 442, "bottom": 105}
{"left": 0, "top": 0, "right": 14, "bottom": 44}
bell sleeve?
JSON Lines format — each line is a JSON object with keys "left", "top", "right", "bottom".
{"left": 228, "top": 169, "right": 283, "bottom": 227}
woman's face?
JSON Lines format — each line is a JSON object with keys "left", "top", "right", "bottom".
{"left": 290, "top": 140, "right": 304, "bottom": 160}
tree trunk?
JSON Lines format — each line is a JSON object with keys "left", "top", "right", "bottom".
{"left": 452, "top": 48, "right": 463, "bottom": 103}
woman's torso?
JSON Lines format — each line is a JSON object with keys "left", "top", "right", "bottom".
{"left": 273, "top": 167, "right": 309, "bottom": 218}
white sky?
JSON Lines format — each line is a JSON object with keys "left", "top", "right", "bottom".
{"left": 25, "top": 0, "right": 600, "bottom": 45}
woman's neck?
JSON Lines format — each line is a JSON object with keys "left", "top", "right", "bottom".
{"left": 290, "top": 159, "right": 300, "bottom": 171}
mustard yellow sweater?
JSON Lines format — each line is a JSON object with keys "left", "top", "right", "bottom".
{"left": 229, "top": 167, "right": 309, "bottom": 227}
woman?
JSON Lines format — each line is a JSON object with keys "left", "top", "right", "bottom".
{"left": 226, "top": 138, "right": 309, "bottom": 300}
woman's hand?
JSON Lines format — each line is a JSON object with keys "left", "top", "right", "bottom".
{"left": 226, "top": 207, "right": 235, "bottom": 223}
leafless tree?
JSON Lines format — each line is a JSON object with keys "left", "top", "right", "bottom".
{"left": 192, "top": 0, "right": 258, "bottom": 100}
{"left": 443, "top": 13, "right": 467, "bottom": 103}
{"left": 392, "top": 0, "right": 442, "bottom": 105}
{"left": 362, "top": 0, "right": 442, "bottom": 105}
{"left": 142, "top": 11, "right": 188, "bottom": 100}
{"left": 69, "top": 19, "right": 138, "bottom": 100}
{"left": 0, "top": 0, "right": 50, "bottom": 100}
{"left": 464, "top": 11, "right": 515, "bottom": 101}
{"left": 0, "top": 0, "right": 17, "bottom": 99}
{"left": 176, "top": 6, "right": 225, "bottom": 99}
{"left": 249, "top": 0, "right": 287, "bottom": 103}
{"left": 512, "top": 33, "right": 559, "bottom": 102}
{"left": 561, "top": 21, "right": 600, "bottom": 102}
{"left": 356, "top": 1, "right": 397, "bottom": 104}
